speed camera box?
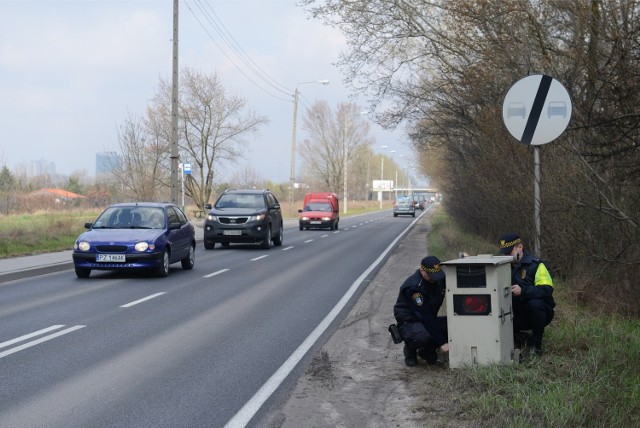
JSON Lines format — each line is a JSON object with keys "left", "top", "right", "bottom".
{"left": 441, "top": 255, "right": 515, "bottom": 368}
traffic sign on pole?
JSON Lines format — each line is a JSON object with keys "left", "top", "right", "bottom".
{"left": 503, "top": 74, "right": 572, "bottom": 256}
{"left": 503, "top": 74, "right": 571, "bottom": 146}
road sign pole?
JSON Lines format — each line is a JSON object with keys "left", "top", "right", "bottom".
{"left": 534, "top": 146, "right": 541, "bottom": 256}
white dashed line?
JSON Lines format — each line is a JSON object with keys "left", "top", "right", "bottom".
{"left": 251, "top": 255, "right": 268, "bottom": 261}
{"left": 120, "top": 292, "right": 166, "bottom": 308}
{"left": 204, "top": 269, "right": 230, "bottom": 278}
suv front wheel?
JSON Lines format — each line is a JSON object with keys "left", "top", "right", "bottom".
{"left": 273, "top": 223, "right": 283, "bottom": 246}
{"left": 261, "top": 227, "right": 272, "bottom": 249}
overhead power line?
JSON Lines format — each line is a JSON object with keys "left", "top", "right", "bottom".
{"left": 185, "top": 0, "right": 293, "bottom": 103}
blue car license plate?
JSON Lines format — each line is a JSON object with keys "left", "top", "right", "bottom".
{"left": 97, "top": 254, "right": 126, "bottom": 262}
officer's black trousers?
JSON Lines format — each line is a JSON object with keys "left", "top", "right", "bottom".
{"left": 512, "top": 297, "right": 554, "bottom": 347}
{"left": 398, "top": 317, "right": 447, "bottom": 351}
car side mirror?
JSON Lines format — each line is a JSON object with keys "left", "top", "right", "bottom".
{"left": 170, "top": 222, "right": 181, "bottom": 230}
{"left": 204, "top": 204, "right": 212, "bottom": 210}
{"left": 84, "top": 222, "right": 92, "bottom": 229}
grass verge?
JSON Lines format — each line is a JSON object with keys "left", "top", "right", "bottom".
{"left": 0, "top": 210, "right": 100, "bottom": 258}
{"left": 425, "top": 206, "right": 640, "bottom": 427}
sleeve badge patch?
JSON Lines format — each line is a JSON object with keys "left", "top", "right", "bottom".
{"left": 412, "top": 292, "right": 424, "bottom": 306}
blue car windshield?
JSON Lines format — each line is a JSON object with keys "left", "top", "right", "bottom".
{"left": 92, "top": 207, "right": 165, "bottom": 229}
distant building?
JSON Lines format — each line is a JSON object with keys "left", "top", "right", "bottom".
{"left": 96, "top": 152, "right": 121, "bottom": 177}
{"left": 27, "top": 159, "right": 56, "bottom": 178}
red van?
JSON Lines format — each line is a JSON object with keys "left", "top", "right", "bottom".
{"left": 298, "top": 192, "right": 340, "bottom": 230}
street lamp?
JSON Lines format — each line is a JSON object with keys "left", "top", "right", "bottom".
{"left": 379, "top": 145, "right": 388, "bottom": 209}
{"left": 289, "top": 80, "right": 330, "bottom": 216}
{"left": 343, "top": 110, "right": 368, "bottom": 214}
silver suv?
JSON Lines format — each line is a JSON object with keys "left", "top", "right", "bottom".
{"left": 203, "top": 189, "right": 284, "bottom": 249}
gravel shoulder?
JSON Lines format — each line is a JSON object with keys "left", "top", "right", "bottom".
{"left": 266, "top": 211, "right": 475, "bottom": 428}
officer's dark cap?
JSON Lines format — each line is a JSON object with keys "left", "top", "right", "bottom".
{"left": 498, "top": 233, "right": 522, "bottom": 255}
{"left": 420, "top": 256, "right": 445, "bottom": 280}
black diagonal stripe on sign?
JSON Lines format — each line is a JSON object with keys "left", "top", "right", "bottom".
{"left": 521, "top": 75, "right": 552, "bottom": 145}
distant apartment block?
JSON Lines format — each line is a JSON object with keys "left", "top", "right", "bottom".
{"left": 96, "top": 152, "right": 122, "bottom": 176}
{"left": 27, "top": 159, "right": 56, "bottom": 178}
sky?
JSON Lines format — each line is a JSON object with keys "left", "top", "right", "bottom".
{"left": 0, "top": 0, "right": 416, "bottom": 185}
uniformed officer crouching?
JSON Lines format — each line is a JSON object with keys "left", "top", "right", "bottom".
{"left": 498, "top": 233, "right": 555, "bottom": 356}
{"left": 393, "top": 256, "right": 449, "bottom": 367}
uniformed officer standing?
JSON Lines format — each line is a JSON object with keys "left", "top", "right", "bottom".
{"left": 498, "top": 233, "right": 555, "bottom": 355}
{"left": 393, "top": 256, "right": 449, "bottom": 367}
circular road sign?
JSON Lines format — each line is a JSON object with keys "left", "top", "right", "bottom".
{"left": 502, "top": 74, "right": 571, "bottom": 145}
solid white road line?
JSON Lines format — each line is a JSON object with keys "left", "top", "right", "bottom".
{"left": 0, "top": 325, "right": 65, "bottom": 350}
{"left": 120, "top": 292, "right": 166, "bottom": 308}
{"left": 0, "top": 325, "right": 86, "bottom": 359}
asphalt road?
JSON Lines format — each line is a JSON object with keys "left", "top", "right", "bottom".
{"left": 0, "top": 209, "right": 427, "bottom": 427}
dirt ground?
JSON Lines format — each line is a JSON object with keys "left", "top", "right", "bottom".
{"left": 266, "top": 211, "right": 476, "bottom": 428}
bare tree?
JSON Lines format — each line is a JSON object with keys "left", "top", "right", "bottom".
{"left": 109, "top": 112, "right": 170, "bottom": 201}
{"left": 151, "top": 67, "right": 269, "bottom": 209}
{"left": 299, "top": 101, "right": 374, "bottom": 196}
{"left": 229, "top": 165, "right": 265, "bottom": 189}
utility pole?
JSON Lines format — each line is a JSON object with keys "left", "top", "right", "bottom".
{"left": 169, "top": 0, "right": 180, "bottom": 204}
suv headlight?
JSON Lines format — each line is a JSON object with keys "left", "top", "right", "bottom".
{"left": 250, "top": 213, "right": 266, "bottom": 222}
{"left": 206, "top": 214, "right": 218, "bottom": 222}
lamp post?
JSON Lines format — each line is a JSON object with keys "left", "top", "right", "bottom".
{"left": 379, "top": 145, "right": 388, "bottom": 209}
{"left": 289, "top": 79, "right": 329, "bottom": 216}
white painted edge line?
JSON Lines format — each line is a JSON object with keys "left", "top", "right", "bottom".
{"left": 120, "top": 292, "right": 166, "bottom": 308}
{"left": 204, "top": 269, "right": 230, "bottom": 278}
{"left": 251, "top": 255, "right": 268, "bottom": 261}
{"left": 0, "top": 325, "right": 65, "bottom": 350}
{"left": 0, "top": 325, "right": 86, "bottom": 359}
{"left": 223, "top": 219, "right": 415, "bottom": 428}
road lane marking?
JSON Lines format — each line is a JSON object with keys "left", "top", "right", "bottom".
{"left": 0, "top": 325, "right": 86, "bottom": 359}
{"left": 304, "top": 239, "right": 314, "bottom": 243}
{"left": 120, "top": 292, "right": 166, "bottom": 308}
{"left": 251, "top": 255, "right": 268, "bottom": 261}
{"left": 0, "top": 325, "right": 65, "bottom": 350}
{"left": 204, "top": 269, "right": 229, "bottom": 278}
{"left": 282, "top": 246, "right": 294, "bottom": 251}
{"left": 321, "top": 234, "right": 328, "bottom": 238}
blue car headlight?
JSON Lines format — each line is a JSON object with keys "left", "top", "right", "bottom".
{"left": 75, "top": 241, "right": 91, "bottom": 252}
{"left": 135, "top": 242, "right": 150, "bottom": 252}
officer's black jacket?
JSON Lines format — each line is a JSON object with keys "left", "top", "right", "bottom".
{"left": 511, "top": 251, "right": 555, "bottom": 309}
{"left": 393, "top": 270, "right": 447, "bottom": 346}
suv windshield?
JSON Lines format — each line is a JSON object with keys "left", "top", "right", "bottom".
{"left": 215, "top": 193, "right": 264, "bottom": 209}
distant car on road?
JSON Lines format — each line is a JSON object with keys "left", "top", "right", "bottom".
{"left": 393, "top": 196, "right": 416, "bottom": 217}
{"left": 203, "top": 188, "right": 284, "bottom": 249}
{"left": 72, "top": 202, "right": 196, "bottom": 278}
{"left": 298, "top": 192, "right": 340, "bottom": 230}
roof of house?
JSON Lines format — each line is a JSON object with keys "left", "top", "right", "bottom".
{"left": 30, "top": 188, "right": 86, "bottom": 199}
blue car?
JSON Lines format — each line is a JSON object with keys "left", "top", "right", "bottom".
{"left": 72, "top": 202, "right": 196, "bottom": 278}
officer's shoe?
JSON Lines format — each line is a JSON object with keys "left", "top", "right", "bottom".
{"left": 417, "top": 347, "right": 438, "bottom": 365}
{"left": 529, "top": 337, "right": 543, "bottom": 357}
{"left": 403, "top": 345, "right": 418, "bottom": 367}
{"left": 529, "top": 347, "right": 543, "bottom": 357}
